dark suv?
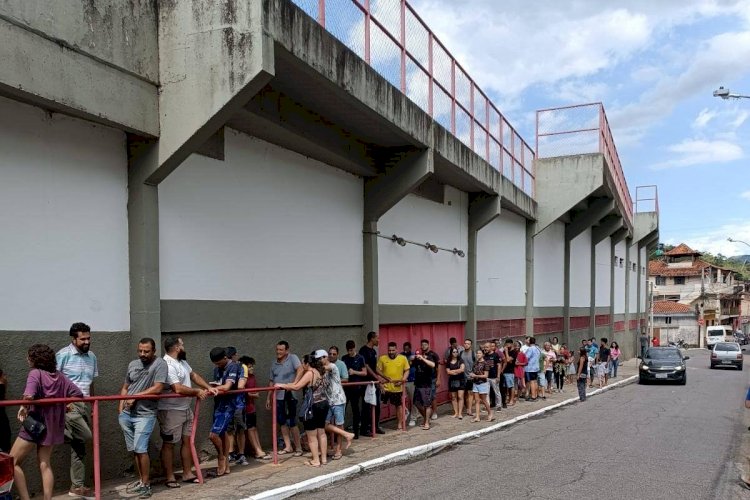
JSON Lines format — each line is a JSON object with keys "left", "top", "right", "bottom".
{"left": 639, "top": 347, "right": 688, "bottom": 385}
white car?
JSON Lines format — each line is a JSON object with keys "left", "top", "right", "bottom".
{"left": 709, "top": 342, "right": 744, "bottom": 370}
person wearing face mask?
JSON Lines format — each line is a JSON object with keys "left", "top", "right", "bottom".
{"left": 158, "top": 336, "right": 217, "bottom": 488}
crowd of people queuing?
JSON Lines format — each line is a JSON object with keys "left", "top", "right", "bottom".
{"left": 0, "top": 323, "right": 622, "bottom": 500}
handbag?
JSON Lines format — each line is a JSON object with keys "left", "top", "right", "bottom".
{"left": 22, "top": 411, "right": 47, "bottom": 442}
{"left": 364, "top": 383, "right": 377, "bottom": 405}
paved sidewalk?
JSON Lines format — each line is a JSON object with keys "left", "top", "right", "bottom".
{"left": 54, "top": 359, "right": 639, "bottom": 500}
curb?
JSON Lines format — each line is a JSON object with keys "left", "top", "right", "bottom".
{"left": 246, "top": 374, "right": 638, "bottom": 500}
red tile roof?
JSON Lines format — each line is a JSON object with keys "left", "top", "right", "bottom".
{"left": 665, "top": 243, "right": 700, "bottom": 256}
{"left": 653, "top": 301, "right": 694, "bottom": 314}
{"left": 649, "top": 259, "right": 712, "bottom": 277}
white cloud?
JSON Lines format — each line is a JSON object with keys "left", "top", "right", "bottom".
{"left": 741, "top": 190, "right": 750, "bottom": 200}
{"left": 672, "top": 220, "right": 750, "bottom": 256}
{"left": 692, "top": 108, "right": 716, "bottom": 128}
{"left": 651, "top": 139, "right": 743, "bottom": 169}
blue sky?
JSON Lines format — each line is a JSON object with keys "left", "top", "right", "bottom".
{"left": 300, "top": 0, "right": 750, "bottom": 256}
{"left": 407, "top": 0, "right": 750, "bottom": 256}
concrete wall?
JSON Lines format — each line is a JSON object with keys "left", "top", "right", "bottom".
{"left": 533, "top": 221, "right": 565, "bottom": 307}
{"left": 159, "top": 130, "right": 364, "bottom": 303}
{"left": 654, "top": 316, "right": 699, "bottom": 345}
{"left": 629, "top": 243, "right": 638, "bottom": 313}
{"left": 614, "top": 240, "right": 626, "bottom": 314}
{"left": 0, "top": 0, "right": 158, "bottom": 83}
{"left": 378, "top": 188, "right": 468, "bottom": 305}
{"left": 570, "top": 228, "right": 592, "bottom": 307}
{"left": 477, "top": 211, "right": 526, "bottom": 306}
{"left": 640, "top": 247, "right": 647, "bottom": 311}
{"left": 0, "top": 96, "right": 129, "bottom": 331}
{"left": 595, "top": 238, "right": 611, "bottom": 307}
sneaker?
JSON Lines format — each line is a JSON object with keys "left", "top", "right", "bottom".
{"left": 430, "top": 413, "right": 438, "bottom": 421}
{"left": 236, "top": 455, "right": 249, "bottom": 466}
{"left": 137, "top": 485, "right": 152, "bottom": 499}
{"left": 228, "top": 452, "right": 239, "bottom": 463}
{"left": 125, "top": 481, "right": 144, "bottom": 494}
{"left": 408, "top": 419, "right": 416, "bottom": 427}
{"left": 69, "top": 486, "right": 95, "bottom": 499}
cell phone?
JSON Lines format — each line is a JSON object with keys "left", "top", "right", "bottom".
{"left": 415, "top": 350, "right": 422, "bottom": 356}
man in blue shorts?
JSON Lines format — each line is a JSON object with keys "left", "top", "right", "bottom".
{"left": 209, "top": 347, "right": 244, "bottom": 476}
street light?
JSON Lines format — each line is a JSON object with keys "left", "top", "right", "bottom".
{"left": 713, "top": 86, "right": 750, "bottom": 100}
{"left": 727, "top": 237, "right": 750, "bottom": 248}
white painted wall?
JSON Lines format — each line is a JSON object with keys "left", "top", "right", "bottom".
{"left": 477, "top": 211, "right": 526, "bottom": 306}
{"left": 595, "top": 238, "right": 611, "bottom": 307}
{"left": 614, "top": 240, "right": 626, "bottom": 314}
{"left": 570, "top": 228, "right": 592, "bottom": 307}
{"left": 533, "top": 221, "right": 565, "bottom": 307}
{"left": 629, "top": 243, "right": 638, "bottom": 316}
{"left": 0, "top": 97, "right": 129, "bottom": 331}
{"left": 378, "top": 188, "right": 468, "bottom": 305}
{"left": 159, "top": 130, "right": 364, "bottom": 303}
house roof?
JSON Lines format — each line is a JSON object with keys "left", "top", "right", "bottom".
{"left": 653, "top": 301, "right": 694, "bottom": 314}
{"left": 649, "top": 259, "right": 712, "bottom": 277}
{"left": 665, "top": 243, "right": 700, "bottom": 256}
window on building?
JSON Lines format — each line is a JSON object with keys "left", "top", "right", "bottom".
{"left": 655, "top": 276, "right": 666, "bottom": 285}
{"left": 664, "top": 317, "right": 672, "bottom": 324}
{"left": 632, "top": 263, "right": 637, "bottom": 272}
{"left": 673, "top": 276, "right": 685, "bottom": 285}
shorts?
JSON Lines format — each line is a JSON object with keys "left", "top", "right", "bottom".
{"left": 302, "top": 401, "right": 329, "bottom": 431}
{"left": 414, "top": 387, "right": 433, "bottom": 407}
{"left": 382, "top": 391, "right": 403, "bottom": 407}
{"left": 503, "top": 373, "right": 515, "bottom": 388}
{"left": 526, "top": 371, "right": 539, "bottom": 382}
{"left": 448, "top": 378, "right": 466, "bottom": 392}
{"left": 472, "top": 382, "right": 490, "bottom": 395}
{"left": 464, "top": 379, "right": 474, "bottom": 391}
{"left": 157, "top": 408, "right": 194, "bottom": 444}
{"left": 538, "top": 372, "right": 547, "bottom": 388}
{"left": 327, "top": 404, "right": 345, "bottom": 425}
{"left": 228, "top": 408, "right": 247, "bottom": 433}
{"left": 430, "top": 379, "right": 437, "bottom": 401}
{"left": 245, "top": 412, "right": 257, "bottom": 429}
{"left": 118, "top": 412, "right": 156, "bottom": 454}
{"left": 276, "top": 397, "right": 298, "bottom": 427}
{"left": 211, "top": 405, "right": 235, "bottom": 436}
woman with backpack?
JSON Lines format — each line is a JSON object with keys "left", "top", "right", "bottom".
{"left": 275, "top": 352, "right": 330, "bottom": 467}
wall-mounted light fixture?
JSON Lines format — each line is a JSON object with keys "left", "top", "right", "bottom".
{"left": 368, "top": 232, "right": 466, "bottom": 258}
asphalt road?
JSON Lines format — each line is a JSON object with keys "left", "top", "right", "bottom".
{"left": 301, "top": 349, "right": 749, "bottom": 500}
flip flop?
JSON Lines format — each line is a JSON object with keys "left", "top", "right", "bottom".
{"left": 305, "top": 460, "right": 321, "bottom": 468}
{"left": 254, "top": 454, "right": 272, "bottom": 460}
{"left": 181, "top": 477, "right": 200, "bottom": 484}
{"left": 332, "top": 453, "right": 342, "bottom": 460}
{"left": 277, "top": 449, "right": 293, "bottom": 456}
{"left": 293, "top": 451, "right": 304, "bottom": 457}
{"left": 165, "top": 481, "right": 181, "bottom": 489}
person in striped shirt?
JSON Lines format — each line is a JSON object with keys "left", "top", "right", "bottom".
{"left": 56, "top": 322, "right": 98, "bottom": 499}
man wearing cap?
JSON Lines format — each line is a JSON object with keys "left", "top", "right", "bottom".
{"left": 225, "top": 346, "right": 248, "bottom": 466}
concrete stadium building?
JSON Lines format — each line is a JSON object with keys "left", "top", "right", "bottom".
{"left": 0, "top": 0, "right": 659, "bottom": 486}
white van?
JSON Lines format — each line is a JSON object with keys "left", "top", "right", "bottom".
{"left": 706, "top": 325, "right": 732, "bottom": 349}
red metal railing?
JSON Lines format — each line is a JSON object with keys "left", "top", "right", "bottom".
{"left": 291, "top": 0, "right": 536, "bottom": 197}
{"left": 635, "top": 185, "right": 659, "bottom": 214}
{"left": 535, "top": 102, "right": 634, "bottom": 225}
{"left": 0, "top": 380, "right": 388, "bottom": 499}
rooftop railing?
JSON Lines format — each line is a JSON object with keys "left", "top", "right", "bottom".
{"left": 636, "top": 185, "right": 659, "bottom": 214}
{"left": 291, "top": 0, "right": 535, "bottom": 197}
{"left": 535, "top": 102, "right": 634, "bottom": 224}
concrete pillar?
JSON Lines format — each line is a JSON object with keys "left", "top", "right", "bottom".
{"left": 127, "top": 139, "right": 161, "bottom": 351}
{"left": 363, "top": 220, "right": 379, "bottom": 334}
{"left": 525, "top": 220, "right": 535, "bottom": 337}
{"left": 467, "top": 195, "right": 501, "bottom": 344}
{"left": 610, "top": 238, "right": 616, "bottom": 335}
{"left": 563, "top": 237, "right": 571, "bottom": 347}
{"left": 589, "top": 237, "right": 596, "bottom": 337}
{"left": 624, "top": 239, "right": 631, "bottom": 334}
